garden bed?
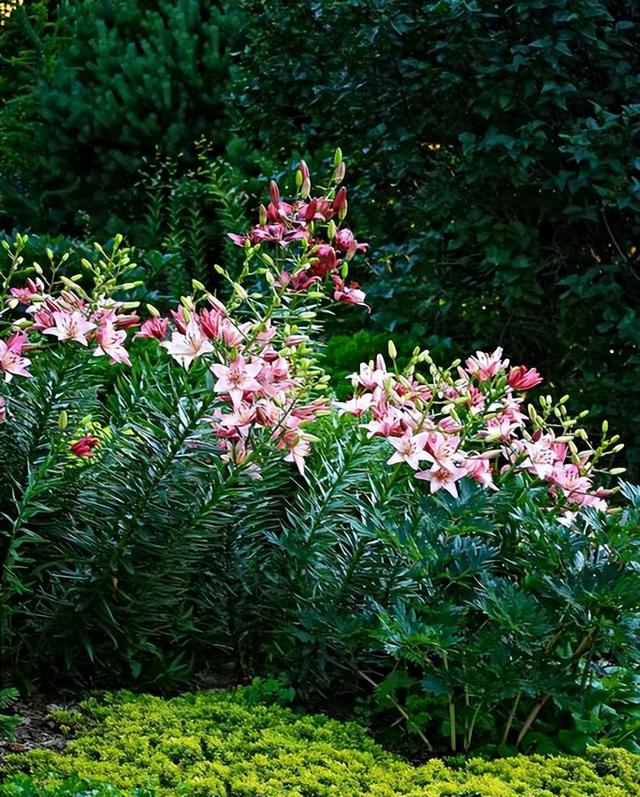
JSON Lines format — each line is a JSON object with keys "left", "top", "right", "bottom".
{"left": 2, "top": 689, "right": 640, "bottom": 797}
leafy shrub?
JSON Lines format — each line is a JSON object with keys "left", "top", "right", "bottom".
{"left": 1, "top": 163, "right": 639, "bottom": 754}
{"left": 0, "top": 686, "right": 20, "bottom": 740}
{"left": 30, "top": 0, "right": 241, "bottom": 231}
{"left": 4, "top": 690, "right": 640, "bottom": 797}
{"left": 229, "top": 0, "right": 640, "bottom": 472}
{"left": 0, "top": 0, "right": 56, "bottom": 229}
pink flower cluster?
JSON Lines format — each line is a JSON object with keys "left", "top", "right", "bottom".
{"left": 229, "top": 162, "right": 370, "bottom": 310}
{"left": 6, "top": 279, "right": 137, "bottom": 373}
{"left": 137, "top": 297, "right": 328, "bottom": 476}
{"left": 339, "top": 346, "right": 613, "bottom": 514}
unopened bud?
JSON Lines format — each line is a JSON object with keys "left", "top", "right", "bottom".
{"left": 610, "top": 467, "right": 627, "bottom": 475}
{"left": 301, "top": 177, "right": 311, "bottom": 199}
{"left": 388, "top": 340, "right": 397, "bottom": 360}
{"left": 333, "top": 186, "right": 347, "bottom": 214}
{"left": 333, "top": 147, "right": 343, "bottom": 166}
{"left": 327, "top": 220, "right": 337, "bottom": 240}
{"left": 33, "top": 262, "right": 44, "bottom": 276}
{"left": 146, "top": 303, "right": 160, "bottom": 318}
{"left": 192, "top": 279, "right": 206, "bottom": 292}
{"left": 233, "top": 283, "right": 248, "bottom": 301}
{"left": 58, "top": 410, "right": 68, "bottom": 430}
{"left": 269, "top": 180, "right": 280, "bottom": 208}
{"left": 602, "top": 419, "right": 609, "bottom": 433}
{"left": 259, "top": 204, "right": 268, "bottom": 226}
{"left": 333, "top": 161, "right": 346, "bottom": 183}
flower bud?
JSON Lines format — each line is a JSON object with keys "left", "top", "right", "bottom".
{"left": 333, "top": 147, "right": 343, "bottom": 166}
{"left": 146, "top": 303, "right": 160, "bottom": 318}
{"left": 610, "top": 467, "right": 627, "bottom": 475}
{"left": 327, "top": 220, "right": 337, "bottom": 240}
{"left": 269, "top": 180, "right": 280, "bottom": 208}
{"left": 388, "top": 340, "right": 397, "bottom": 360}
{"left": 333, "top": 187, "right": 347, "bottom": 214}
{"left": 192, "top": 279, "right": 206, "bottom": 292}
{"left": 259, "top": 204, "right": 268, "bottom": 226}
{"left": 301, "top": 177, "right": 311, "bottom": 199}
{"left": 233, "top": 283, "right": 248, "bottom": 301}
{"left": 58, "top": 410, "right": 68, "bottom": 430}
{"left": 601, "top": 419, "right": 609, "bottom": 433}
{"left": 333, "top": 161, "right": 346, "bottom": 184}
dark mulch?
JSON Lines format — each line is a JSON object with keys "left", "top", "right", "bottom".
{"left": 0, "top": 697, "right": 78, "bottom": 759}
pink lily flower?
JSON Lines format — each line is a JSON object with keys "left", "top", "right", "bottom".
{"left": 161, "top": 319, "right": 214, "bottom": 370}
{"left": 464, "top": 457, "right": 497, "bottom": 490}
{"left": 0, "top": 332, "right": 32, "bottom": 381}
{"left": 387, "top": 430, "right": 432, "bottom": 470}
{"left": 9, "top": 278, "right": 44, "bottom": 305}
{"left": 415, "top": 464, "right": 467, "bottom": 498}
{"left": 211, "top": 355, "right": 263, "bottom": 408}
{"left": 70, "top": 435, "right": 99, "bottom": 458}
{"left": 423, "top": 432, "right": 462, "bottom": 473}
{"left": 335, "top": 394, "right": 374, "bottom": 416}
{"left": 43, "top": 311, "right": 96, "bottom": 346}
{"left": 93, "top": 321, "right": 132, "bottom": 366}
{"left": 334, "top": 228, "right": 368, "bottom": 259}
{"left": 508, "top": 365, "right": 543, "bottom": 391}
{"left": 465, "top": 347, "right": 508, "bottom": 381}
{"left": 135, "top": 317, "right": 169, "bottom": 340}
{"left": 332, "top": 276, "right": 371, "bottom": 311}
{"left": 549, "top": 464, "right": 593, "bottom": 504}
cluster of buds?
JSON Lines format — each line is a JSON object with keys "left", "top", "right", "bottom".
{"left": 339, "top": 344, "right": 623, "bottom": 519}
{"left": 228, "top": 150, "right": 370, "bottom": 310}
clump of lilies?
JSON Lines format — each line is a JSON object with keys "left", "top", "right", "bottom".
{"left": 0, "top": 155, "right": 625, "bottom": 514}
{"left": 339, "top": 343, "right": 624, "bottom": 520}
{"left": 0, "top": 154, "right": 369, "bottom": 477}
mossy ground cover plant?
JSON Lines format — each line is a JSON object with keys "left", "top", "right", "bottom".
{"left": 3, "top": 690, "right": 640, "bottom": 797}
